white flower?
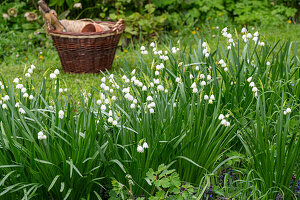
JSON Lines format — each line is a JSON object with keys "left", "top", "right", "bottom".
{"left": 284, "top": 108, "right": 291, "bottom": 115}
{"left": 146, "top": 96, "right": 153, "bottom": 101}
{"left": 210, "top": 94, "right": 215, "bottom": 100}
{"left": 203, "top": 48, "right": 208, "bottom": 54}
{"left": 205, "top": 53, "right": 209, "bottom": 58}
{"left": 108, "top": 117, "right": 113, "bottom": 123}
{"left": 112, "top": 120, "right": 118, "bottom": 126}
{"left": 202, "top": 42, "right": 207, "bottom": 47}
{"left": 148, "top": 102, "right": 156, "bottom": 108}
{"left": 208, "top": 99, "right": 213, "bottom": 104}
{"left": 225, "top": 121, "right": 230, "bottom": 127}
{"left": 30, "top": 64, "right": 36, "bottom": 69}
{"left": 140, "top": 46, "right": 145, "bottom": 51}
{"left": 175, "top": 77, "right": 181, "bottom": 83}
{"left": 149, "top": 108, "right": 154, "bottom": 113}
{"left": 23, "top": 93, "right": 29, "bottom": 98}
{"left": 29, "top": 95, "right": 34, "bottom": 100}
{"left": 246, "top": 33, "right": 252, "bottom": 39}
{"left": 207, "top": 75, "right": 211, "bottom": 80}
{"left": 13, "top": 78, "right": 20, "bottom": 84}
{"left": 252, "top": 87, "right": 258, "bottom": 92}
{"left": 21, "top": 88, "right": 27, "bottom": 93}
{"left": 38, "top": 131, "right": 47, "bottom": 140}
{"left": 228, "top": 38, "right": 234, "bottom": 43}
{"left": 157, "top": 85, "right": 164, "bottom": 91}
{"left": 96, "top": 99, "right": 102, "bottom": 105}
{"left": 155, "top": 71, "right": 159, "bottom": 76}
{"left": 266, "top": 62, "right": 270, "bottom": 66}
{"left": 19, "top": 108, "right": 25, "bottom": 114}
{"left": 226, "top": 33, "right": 232, "bottom": 39}
{"left": 219, "top": 59, "right": 225, "bottom": 65}
{"left": 190, "top": 74, "right": 194, "bottom": 79}
{"left": 222, "top": 32, "right": 228, "bottom": 37}
{"left": 192, "top": 88, "right": 198, "bottom": 93}
{"left": 59, "top": 88, "right": 63, "bottom": 93}
{"left": 259, "top": 42, "right": 265, "bottom": 46}
{"left": 58, "top": 110, "right": 64, "bottom": 119}
{"left": 218, "top": 114, "right": 225, "bottom": 120}
{"left": 254, "top": 31, "right": 259, "bottom": 37}
{"left": 224, "top": 67, "right": 228, "bottom": 72}
{"left": 200, "top": 74, "right": 205, "bottom": 79}
{"left": 141, "top": 50, "right": 148, "bottom": 55}
{"left": 204, "top": 95, "right": 209, "bottom": 100}
{"left": 15, "top": 102, "right": 20, "bottom": 107}
{"left": 25, "top": 73, "right": 31, "bottom": 77}
{"left": 104, "top": 99, "right": 109, "bottom": 104}
{"left": 142, "top": 86, "right": 147, "bottom": 91}
{"left": 222, "top": 27, "right": 227, "bottom": 32}
{"left": 101, "top": 77, "right": 106, "bottom": 83}
{"left": 195, "top": 66, "right": 199, "bottom": 71}
{"left": 249, "top": 82, "right": 255, "bottom": 87}
{"left": 28, "top": 68, "right": 33, "bottom": 74}
{"left": 2, "top": 104, "right": 7, "bottom": 109}
{"left": 143, "top": 142, "right": 149, "bottom": 149}
{"left": 173, "top": 103, "right": 177, "bottom": 107}
{"left": 111, "top": 96, "right": 117, "bottom": 101}
{"left": 241, "top": 27, "right": 247, "bottom": 33}
{"left": 130, "top": 103, "right": 136, "bottom": 109}
{"left": 221, "top": 119, "right": 227, "bottom": 125}
{"left": 16, "top": 84, "right": 23, "bottom": 89}
{"left": 191, "top": 82, "right": 197, "bottom": 89}
{"left": 150, "top": 42, "right": 155, "bottom": 47}
{"left": 227, "top": 46, "right": 231, "bottom": 50}
{"left": 137, "top": 145, "right": 144, "bottom": 153}
{"left": 50, "top": 73, "right": 56, "bottom": 79}
{"left": 153, "top": 79, "right": 160, "bottom": 84}
{"left": 253, "top": 37, "right": 258, "bottom": 42}
{"left": 247, "top": 77, "right": 252, "bottom": 82}
{"left": 73, "top": 3, "right": 82, "bottom": 8}
{"left": 200, "top": 81, "right": 206, "bottom": 86}
{"left": 2, "top": 95, "right": 9, "bottom": 101}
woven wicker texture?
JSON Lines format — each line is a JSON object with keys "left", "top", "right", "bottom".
{"left": 49, "top": 20, "right": 124, "bottom": 73}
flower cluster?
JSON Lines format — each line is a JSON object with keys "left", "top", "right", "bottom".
{"left": 37, "top": 131, "right": 47, "bottom": 140}
{"left": 283, "top": 107, "right": 291, "bottom": 115}
{"left": 247, "top": 76, "right": 258, "bottom": 97}
{"left": 50, "top": 69, "right": 60, "bottom": 79}
{"left": 218, "top": 59, "right": 228, "bottom": 71}
{"left": 241, "top": 27, "right": 264, "bottom": 46}
{"left": 137, "top": 140, "right": 149, "bottom": 153}
{"left": 218, "top": 114, "right": 231, "bottom": 127}
{"left": 221, "top": 28, "right": 235, "bottom": 50}
{"left": 202, "top": 42, "right": 210, "bottom": 57}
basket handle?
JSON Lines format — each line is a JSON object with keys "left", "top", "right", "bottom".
{"left": 79, "top": 18, "right": 96, "bottom": 23}
{"left": 112, "top": 19, "right": 125, "bottom": 33}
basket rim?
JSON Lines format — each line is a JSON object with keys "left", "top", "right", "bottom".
{"left": 48, "top": 20, "right": 125, "bottom": 38}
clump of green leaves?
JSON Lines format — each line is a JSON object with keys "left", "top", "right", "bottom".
{"left": 146, "top": 164, "right": 195, "bottom": 200}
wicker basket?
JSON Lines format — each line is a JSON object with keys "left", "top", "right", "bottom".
{"left": 48, "top": 20, "right": 125, "bottom": 73}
